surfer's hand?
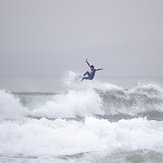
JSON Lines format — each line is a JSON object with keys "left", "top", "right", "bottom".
{"left": 101, "top": 68, "right": 104, "bottom": 70}
{"left": 86, "top": 58, "right": 88, "bottom": 61}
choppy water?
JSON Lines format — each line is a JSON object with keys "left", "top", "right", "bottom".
{"left": 0, "top": 72, "right": 163, "bottom": 163}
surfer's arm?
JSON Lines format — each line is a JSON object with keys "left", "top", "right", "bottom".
{"left": 95, "top": 68, "right": 103, "bottom": 71}
{"left": 86, "top": 58, "right": 91, "bottom": 67}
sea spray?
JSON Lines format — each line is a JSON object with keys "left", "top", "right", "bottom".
{"left": 31, "top": 89, "right": 103, "bottom": 118}
{"left": 0, "top": 90, "right": 30, "bottom": 118}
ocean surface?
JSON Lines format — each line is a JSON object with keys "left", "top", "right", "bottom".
{"left": 0, "top": 71, "right": 163, "bottom": 163}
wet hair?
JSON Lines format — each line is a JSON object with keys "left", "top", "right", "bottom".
{"left": 90, "top": 65, "right": 94, "bottom": 69}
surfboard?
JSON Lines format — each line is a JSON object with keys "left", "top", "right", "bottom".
{"left": 74, "top": 75, "right": 83, "bottom": 82}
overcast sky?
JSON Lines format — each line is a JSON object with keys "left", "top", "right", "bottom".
{"left": 0, "top": 0, "right": 163, "bottom": 76}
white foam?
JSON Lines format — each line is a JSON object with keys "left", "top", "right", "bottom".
{"left": 0, "top": 90, "right": 30, "bottom": 118}
{"left": 31, "top": 89, "right": 103, "bottom": 118}
{"left": 0, "top": 117, "right": 163, "bottom": 158}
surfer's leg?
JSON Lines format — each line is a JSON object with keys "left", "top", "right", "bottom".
{"left": 83, "top": 71, "right": 92, "bottom": 78}
{"left": 81, "top": 77, "right": 91, "bottom": 81}
{"left": 82, "top": 71, "right": 91, "bottom": 81}
{"left": 83, "top": 71, "right": 90, "bottom": 76}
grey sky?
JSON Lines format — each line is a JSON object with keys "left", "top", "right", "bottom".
{"left": 0, "top": 0, "right": 163, "bottom": 76}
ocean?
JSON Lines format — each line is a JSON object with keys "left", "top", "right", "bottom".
{"left": 0, "top": 71, "right": 163, "bottom": 163}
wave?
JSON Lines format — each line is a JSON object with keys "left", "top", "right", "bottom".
{"left": 98, "top": 83, "right": 163, "bottom": 116}
{"left": 0, "top": 74, "right": 163, "bottom": 119}
{"left": 0, "top": 117, "right": 163, "bottom": 162}
{"left": 29, "top": 83, "right": 163, "bottom": 119}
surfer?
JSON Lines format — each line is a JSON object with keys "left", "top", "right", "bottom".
{"left": 82, "top": 58, "right": 103, "bottom": 81}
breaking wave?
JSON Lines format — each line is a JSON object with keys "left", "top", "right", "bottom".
{"left": 0, "top": 79, "right": 163, "bottom": 119}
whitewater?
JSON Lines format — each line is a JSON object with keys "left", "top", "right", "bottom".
{"left": 0, "top": 72, "right": 163, "bottom": 163}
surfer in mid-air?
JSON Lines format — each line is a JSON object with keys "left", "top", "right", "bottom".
{"left": 81, "top": 58, "right": 103, "bottom": 81}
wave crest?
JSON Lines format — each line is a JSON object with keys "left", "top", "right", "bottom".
{"left": 0, "top": 90, "right": 30, "bottom": 118}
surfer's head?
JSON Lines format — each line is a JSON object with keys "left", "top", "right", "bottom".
{"left": 90, "top": 65, "right": 94, "bottom": 69}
